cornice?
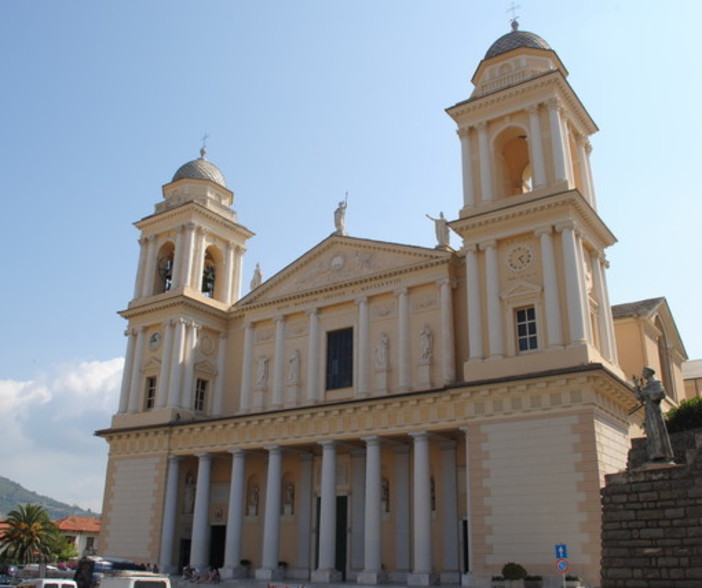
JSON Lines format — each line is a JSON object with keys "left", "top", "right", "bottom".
{"left": 120, "top": 291, "right": 230, "bottom": 323}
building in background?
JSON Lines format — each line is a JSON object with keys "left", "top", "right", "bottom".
{"left": 55, "top": 516, "right": 100, "bottom": 558}
{"left": 96, "top": 21, "right": 688, "bottom": 587}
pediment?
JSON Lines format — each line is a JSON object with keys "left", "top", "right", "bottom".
{"left": 239, "top": 235, "right": 450, "bottom": 306}
{"left": 500, "top": 279, "right": 542, "bottom": 300}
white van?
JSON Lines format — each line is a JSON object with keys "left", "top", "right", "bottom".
{"left": 19, "top": 580, "right": 78, "bottom": 588}
{"left": 96, "top": 573, "right": 170, "bottom": 588}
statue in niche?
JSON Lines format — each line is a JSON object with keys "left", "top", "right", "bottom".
{"left": 419, "top": 325, "right": 433, "bottom": 363}
{"left": 381, "top": 477, "right": 390, "bottom": 513}
{"left": 282, "top": 481, "right": 295, "bottom": 515}
{"left": 254, "top": 355, "right": 269, "bottom": 390}
{"left": 633, "top": 367, "right": 675, "bottom": 464}
{"left": 375, "top": 333, "right": 389, "bottom": 370}
{"left": 183, "top": 474, "right": 196, "bottom": 514}
{"left": 425, "top": 211, "right": 450, "bottom": 248}
{"left": 334, "top": 197, "right": 348, "bottom": 235}
{"left": 287, "top": 349, "right": 301, "bottom": 384}
{"left": 250, "top": 263, "right": 263, "bottom": 290}
{"left": 247, "top": 483, "right": 260, "bottom": 516}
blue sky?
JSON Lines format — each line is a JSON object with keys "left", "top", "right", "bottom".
{"left": 1, "top": 1, "right": 700, "bottom": 512}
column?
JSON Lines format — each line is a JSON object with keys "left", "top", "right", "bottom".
{"left": 178, "top": 223, "right": 197, "bottom": 289}
{"left": 465, "top": 245, "right": 483, "bottom": 361}
{"left": 526, "top": 104, "right": 546, "bottom": 188}
{"left": 536, "top": 227, "right": 563, "bottom": 348}
{"left": 439, "top": 441, "right": 460, "bottom": 583}
{"left": 547, "top": 99, "right": 569, "bottom": 184}
{"left": 240, "top": 323, "right": 253, "bottom": 412}
{"left": 233, "top": 246, "right": 244, "bottom": 302}
{"left": 591, "top": 251, "right": 615, "bottom": 361}
{"left": 181, "top": 322, "right": 199, "bottom": 409}
{"left": 156, "top": 320, "right": 175, "bottom": 408}
{"left": 118, "top": 329, "right": 137, "bottom": 414}
{"left": 438, "top": 279, "right": 455, "bottom": 385}
{"left": 575, "top": 135, "right": 595, "bottom": 206}
{"left": 575, "top": 233, "right": 593, "bottom": 344}
{"left": 140, "top": 236, "right": 158, "bottom": 298}
{"left": 127, "top": 327, "right": 146, "bottom": 413}
{"left": 458, "top": 127, "right": 475, "bottom": 207}
{"left": 476, "top": 121, "right": 493, "bottom": 202}
{"left": 168, "top": 319, "right": 187, "bottom": 407}
{"left": 394, "top": 446, "right": 411, "bottom": 574}
{"left": 584, "top": 140, "right": 598, "bottom": 209}
{"left": 306, "top": 309, "right": 320, "bottom": 403}
{"left": 272, "top": 316, "right": 286, "bottom": 409}
{"left": 312, "top": 441, "right": 341, "bottom": 582}
{"left": 598, "top": 255, "right": 617, "bottom": 363}
{"left": 359, "top": 437, "right": 386, "bottom": 584}
{"left": 191, "top": 228, "right": 207, "bottom": 293}
{"left": 459, "top": 427, "right": 474, "bottom": 579}
{"left": 481, "top": 241, "right": 503, "bottom": 359}
{"left": 356, "top": 297, "right": 370, "bottom": 397}
{"left": 350, "top": 449, "right": 366, "bottom": 574}
{"left": 408, "top": 432, "right": 437, "bottom": 585}
{"left": 296, "top": 453, "right": 314, "bottom": 573}
{"left": 189, "top": 453, "right": 213, "bottom": 573}
{"left": 158, "top": 455, "right": 181, "bottom": 574}
{"left": 223, "top": 242, "right": 235, "bottom": 305}
{"left": 397, "top": 288, "right": 411, "bottom": 392}
{"left": 258, "top": 446, "right": 283, "bottom": 579}
{"left": 133, "top": 237, "right": 148, "bottom": 299}
{"left": 222, "top": 450, "right": 247, "bottom": 578}
{"left": 557, "top": 224, "right": 587, "bottom": 345}
{"left": 212, "top": 332, "right": 227, "bottom": 416}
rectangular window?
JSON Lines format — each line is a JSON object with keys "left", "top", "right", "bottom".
{"left": 515, "top": 306, "right": 538, "bottom": 352}
{"left": 144, "top": 376, "right": 157, "bottom": 409}
{"left": 194, "top": 378, "right": 208, "bottom": 412}
{"left": 326, "top": 327, "right": 353, "bottom": 390}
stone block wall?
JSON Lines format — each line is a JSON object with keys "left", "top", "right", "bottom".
{"left": 600, "top": 429, "right": 702, "bottom": 587}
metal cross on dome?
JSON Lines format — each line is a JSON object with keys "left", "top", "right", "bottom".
{"left": 507, "top": 2, "right": 521, "bottom": 24}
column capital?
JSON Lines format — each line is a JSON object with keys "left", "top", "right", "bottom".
{"left": 436, "top": 277, "right": 456, "bottom": 289}
{"left": 243, "top": 321, "right": 254, "bottom": 331}
{"left": 318, "top": 440, "right": 337, "bottom": 448}
{"left": 264, "top": 445, "right": 282, "bottom": 454}
{"left": 394, "top": 287, "right": 409, "bottom": 297}
{"left": 457, "top": 126, "right": 473, "bottom": 138}
{"left": 546, "top": 97, "right": 564, "bottom": 112}
{"left": 525, "top": 103, "right": 541, "bottom": 115}
{"left": 478, "top": 239, "right": 497, "bottom": 251}
{"left": 195, "top": 452, "right": 212, "bottom": 462}
{"left": 409, "top": 430, "right": 430, "bottom": 441}
{"left": 465, "top": 242, "right": 480, "bottom": 254}
{"left": 361, "top": 435, "right": 383, "bottom": 446}
{"left": 168, "top": 455, "right": 183, "bottom": 465}
{"left": 355, "top": 295, "right": 369, "bottom": 306}
{"left": 306, "top": 307, "right": 319, "bottom": 317}
{"left": 476, "top": 120, "right": 488, "bottom": 131}
{"left": 534, "top": 225, "right": 554, "bottom": 237}
{"left": 555, "top": 221, "right": 576, "bottom": 234}
{"left": 273, "top": 315, "right": 286, "bottom": 324}
{"left": 584, "top": 140, "right": 593, "bottom": 154}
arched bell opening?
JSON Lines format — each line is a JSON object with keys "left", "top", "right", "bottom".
{"left": 155, "top": 242, "right": 175, "bottom": 294}
{"left": 494, "top": 125, "right": 532, "bottom": 198}
{"left": 201, "top": 245, "right": 224, "bottom": 300}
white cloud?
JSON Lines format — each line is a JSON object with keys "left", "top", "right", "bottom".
{"left": 0, "top": 358, "right": 124, "bottom": 513}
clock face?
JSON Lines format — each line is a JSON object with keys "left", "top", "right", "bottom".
{"left": 507, "top": 244, "right": 534, "bottom": 272}
{"left": 148, "top": 331, "right": 162, "bottom": 350}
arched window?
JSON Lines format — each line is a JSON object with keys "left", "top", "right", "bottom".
{"left": 155, "top": 242, "right": 175, "bottom": 294}
{"left": 201, "top": 246, "right": 224, "bottom": 299}
{"left": 495, "top": 126, "right": 532, "bottom": 197}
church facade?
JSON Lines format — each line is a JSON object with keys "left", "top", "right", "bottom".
{"left": 96, "top": 23, "right": 687, "bottom": 587}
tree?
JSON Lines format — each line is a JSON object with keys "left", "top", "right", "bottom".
{"left": 0, "top": 504, "right": 63, "bottom": 564}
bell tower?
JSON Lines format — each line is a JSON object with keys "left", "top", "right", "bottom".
{"left": 113, "top": 148, "right": 253, "bottom": 427}
{"left": 447, "top": 21, "right": 622, "bottom": 382}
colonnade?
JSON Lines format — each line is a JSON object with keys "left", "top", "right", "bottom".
{"left": 457, "top": 99, "right": 596, "bottom": 207}
{"left": 158, "top": 429, "right": 471, "bottom": 585}
{"left": 132, "top": 225, "right": 244, "bottom": 305}
{"left": 464, "top": 225, "right": 616, "bottom": 361}
{"left": 239, "top": 281, "right": 456, "bottom": 412}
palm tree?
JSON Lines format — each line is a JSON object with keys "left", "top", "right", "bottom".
{"left": 0, "top": 504, "right": 62, "bottom": 564}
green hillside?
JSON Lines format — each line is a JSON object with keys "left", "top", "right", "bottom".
{"left": 0, "top": 476, "right": 99, "bottom": 520}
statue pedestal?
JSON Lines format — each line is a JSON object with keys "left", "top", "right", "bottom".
{"left": 417, "top": 361, "right": 431, "bottom": 389}
{"left": 285, "top": 383, "right": 300, "bottom": 407}
{"left": 375, "top": 369, "right": 388, "bottom": 395}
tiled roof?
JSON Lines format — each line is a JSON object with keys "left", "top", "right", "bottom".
{"left": 54, "top": 516, "right": 101, "bottom": 533}
{"left": 611, "top": 297, "right": 665, "bottom": 319}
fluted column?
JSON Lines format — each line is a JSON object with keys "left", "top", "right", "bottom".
{"left": 127, "top": 327, "right": 146, "bottom": 413}
{"left": 476, "top": 121, "right": 493, "bottom": 202}
{"left": 396, "top": 288, "right": 411, "bottom": 392}
{"left": 557, "top": 224, "right": 587, "bottom": 345}
{"left": 258, "top": 446, "right": 283, "bottom": 578}
{"left": 312, "top": 441, "right": 341, "bottom": 582}
{"left": 181, "top": 321, "right": 200, "bottom": 409}
{"left": 591, "top": 251, "right": 615, "bottom": 361}
{"left": 359, "top": 437, "right": 386, "bottom": 584}
{"left": 439, "top": 441, "right": 460, "bottom": 582}
{"left": 526, "top": 104, "right": 546, "bottom": 188}
{"left": 458, "top": 127, "right": 475, "bottom": 207}
{"left": 212, "top": 332, "right": 227, "bottom": 416}
{"left": 178, "top": 223, "right": 197, "bottom": 289}
{"left": 548, "top": 99, "right": 569, "bottom": 184}
{"left": 118, "top": 329, "right": 137, "bottom": 413}
{"left": 306, "top": 309, "right": 320, "bottom": 403}
{"left": 240, "top": 323, "right": 253, "bottom": 412}
{"left": 356, "top": 297, "right": 370, "bottom": 397}
{"left": 481, "top": 241, "right": 503, "bottom": 358}
{"left": 408, "top": 432, "right": 437, "bottom": 585}
{"left": 438, "top": 279, "right": 455, "bottom": 384}
{"left": 536, "top": 227, "right": 563, "bottom": 348}
{"left": 222, "top": 450, "right": 247, "bottom": 578}
{"left": 465, "top": 245, "right": 483, "bottom": 361}
{"left": 168, "top": 319, "right": 187, "bottom": 407}
{"left": 158, "top": 455, "right": 181, "bottom": 574}
{"left": 190, "top": 453, "right": 213, "bottom": 573}
{"left": 156, "top": 320, "right": 175, "bottom": 408}
{"left": 272, "top": 316, "right": 286, "bottom": 409}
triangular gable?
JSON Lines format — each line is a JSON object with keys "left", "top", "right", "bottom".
{"left": 500, "top": 279, "right": 542, "bottom": 300}
{"left": 238, "top": 235, "right": 452, "bottom": 306}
